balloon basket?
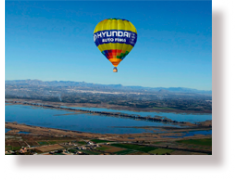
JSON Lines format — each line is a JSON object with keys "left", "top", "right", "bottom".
{"left": 113, "top": 67, "right": 118, "bottom": 73}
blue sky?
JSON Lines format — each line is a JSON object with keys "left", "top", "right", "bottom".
{"left": 5, "top": 1, "right": 212, "bottom": 90}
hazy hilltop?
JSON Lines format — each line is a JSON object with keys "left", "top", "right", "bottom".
{"left": 5, "top": 79, "right": 212, "bottom": 95}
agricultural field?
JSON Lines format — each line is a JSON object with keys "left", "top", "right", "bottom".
{"left": 111, "top": 144, "right": 159, "bottom": 153}
{"left": 5, "top": 125, "right": 212, "bottom": 155}
{"left": 114, "top": 149, "right": 137, "bottom": 155}
{"left": 68, "top": 149, "right": 78, "bottom": 153}
{"left": 77, "top": 141, "right": 87, "bottom": 145}
{"left": 37, "top": 141, "right": 49, "bottom": 145}
{"left": 26, "top": 141, "right": 39, "bottom": 146}
{"left": 176, "top": 138, "right": 212, "bottom": 146}
{"left": 96, "top": 145, "right": 125, "bottom": 153}
{"left": 80, "top": 150, "right": 102, "bottom": 155}
{"left": 5, "top": 145, "right": 21, "bottom": 151}
{"left": 5, "top": 141, "right": 24, "bottom": 151}
{"left": 148, "top": 148, "right": 174, "bottom": 155}
{"left": 90, "top": 139, "right": 113, "bottom": 143}
{"left": 47, "top": 141, "right": 57, "bottom": 145}
{"left": 35, "top": 144, "right": 63, "bottom": 152}
{"left": 128, "top": 151, "right": 150, "bottom": 155}
{"left": 170, "top": 150, "right": 207, "bottom": 155}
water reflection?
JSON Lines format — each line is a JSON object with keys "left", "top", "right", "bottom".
{"left": 61, "top": 106, "right": 212, "bottom": 123}
{"left": 6, "top": 105, "right": 182, "bottom": 134}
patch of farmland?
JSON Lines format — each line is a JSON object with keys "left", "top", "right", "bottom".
{"left": 148, "top": 148, "right": 174, "bottom": 155}
{"left": 6, "top": 141, "right": 21, "bottom": 147}
{"left": 170, "top": 150, "right": 207, "bottom": 155}
{"left": 38, "top": 141, "right": 49, "bottom": 145}
{"left": 81, "top": 150, "right": 101, "bottom": 155}
{"left": 90, "top": 139, "right": 113, "bottom": 143}
{"left": 26, "top": 141, "right": 39, "bottom": 146}
{"left": 128, "top": 151, "right": 150, "bottom": 155}
{"left": 176, "top": 138, "right": 212, "bottom": 146}
{"left": 47, "top": 141, "right": 57, "bottom": 145}
{"left": 111, "top": 144, "right": 158, "bottom": 153}
{"left": 12, "top": 146, "right": 22, "bottom": 150}
{"left": 5, "top": 146, "right": 12, "bottom": 151}
{"left": 96, "top": 145, "right": 125, "bottom": 153}
{"left": 114, "top": 149, "right": 137, "bottom": 155}
{"left": 77, "top": 141, "right": 87, "bottom": 145}
{"left": 35, "top": 144, "right": 63, "bottom": 152}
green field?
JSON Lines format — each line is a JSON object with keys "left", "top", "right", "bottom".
{"left": 81, "top": 150, "right": 101, "bottom": 155}
{"left": 11, "top": 146, "right": 22, "bottom": 150}
{"left": 149, "top": 148, "right": 174, "bottom": 155}
{"left": 38, "top": 141, "right": 49, "bottom": 145}
{"left": 47, "top": 141, "right": 57, "bottom": 145}
{"left": 153, "top": 141, "right": 165, "bottom": 144}
{"left": 77, "top": 141, "right": 87, "bottom": 145}
{"left": 90, "top": 139, "right": 113, "bottom": 143}
{"left": 68, "top": 149, "right": 77, "bottom": 153}
{"left": 5, "top": 146, "right": 21, "bottom": 151}
{"left": 111, "top": 144, "right": 158, "bottom": 153}
{"left": 176, "top": 138, "right": 212, "bottom": 146}
{"left": 114, "top": 149, "right": 136, "bottom": 155}
{"left": 5, "top": 146, "right": 12, "bottom": 151}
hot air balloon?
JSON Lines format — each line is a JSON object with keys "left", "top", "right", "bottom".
{"left": 93, "top": 18, "right": 137, "bottom": 72}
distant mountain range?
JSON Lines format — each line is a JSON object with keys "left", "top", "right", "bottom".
{"left": 5, "top": 79, "right": 212, "bottom": 95}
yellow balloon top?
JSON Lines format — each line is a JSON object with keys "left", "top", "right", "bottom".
{"left": 93, "top": 18, "right": 137, "bottom": 69}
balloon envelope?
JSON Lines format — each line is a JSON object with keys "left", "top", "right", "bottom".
{"left": 93, "top": 18, "right": 137, "bottom": 68}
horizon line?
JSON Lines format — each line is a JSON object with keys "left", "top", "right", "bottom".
{"left": 5, "top": 79, "right": 212, "bottom": 92}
